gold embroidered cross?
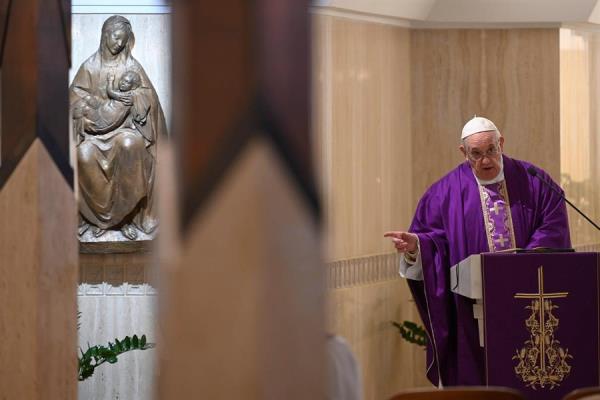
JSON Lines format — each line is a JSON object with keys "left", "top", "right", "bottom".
{"left": 514, "top": 266, "right": 568, "bottom": 374}
{"left": 496, "top": 234, "right": 508, "bottom": 247}
{"left": 491, "top": 201, "right": 504, "bottom": 215}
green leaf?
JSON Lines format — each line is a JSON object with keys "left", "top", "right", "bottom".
{"left": 392, "top": 320, "right": 428, "bottom": 347}
{"left": 107, "top": 355, "right": 118, "bottom": 364}
{"left": 77, "top": 328, "right": 157, "bottom": 381}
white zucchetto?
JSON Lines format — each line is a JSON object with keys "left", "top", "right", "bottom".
{"left": 461, "top": 116, "right": 499, "bottom": 140}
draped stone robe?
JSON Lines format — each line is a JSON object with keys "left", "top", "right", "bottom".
{"left": 408, "top": 155, "right": 571, "bottom": 386}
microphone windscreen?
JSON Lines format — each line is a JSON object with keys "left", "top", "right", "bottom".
{"left": 527, "top": 166, "right": 538, "bottom": 177}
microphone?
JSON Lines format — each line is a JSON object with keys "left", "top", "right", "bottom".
{"left": 527, "top": 166, "right": 600, "bottom": 231}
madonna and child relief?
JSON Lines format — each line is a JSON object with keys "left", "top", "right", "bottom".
{"left": 70, "top": 15, "right": 167, "bottom": 243}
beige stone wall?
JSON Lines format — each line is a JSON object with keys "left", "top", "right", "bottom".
{"left": 313, "top": 14, "right": 431, "bottom": 399}
{"left": 559, "top": 27, "right": 600, "bottom": 250}
{"left": 313, "top": 14, "right": 414, "bottom": 262}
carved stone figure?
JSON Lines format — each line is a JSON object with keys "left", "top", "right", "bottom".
{"left": 70, "top": 15, "right": 167, "bottom": 241}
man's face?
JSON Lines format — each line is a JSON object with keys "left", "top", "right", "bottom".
{"left": 106, "top": 28, "right": 128, "bottom": 55}
{"left": 459, "top": 130, "right": 505, "bottom": 181}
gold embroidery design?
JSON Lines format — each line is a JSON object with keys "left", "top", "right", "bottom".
{"left": 513, "top": 266, "right": 572, "bottom": 389}
{"left": 498, "top": 181, "right": 517, "bottom": 249}
{"left": 478, "top": 182, "right": 516, "bottom": 252}
{"left": 478, "top": 185, "right": 495, "bottom": 252}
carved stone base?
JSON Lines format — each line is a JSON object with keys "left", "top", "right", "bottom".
{"left": 80, "top": 239, "right": 153, "bottom": 254}
{"left": 79, "top": 226, "right": 156, "bottom": 254}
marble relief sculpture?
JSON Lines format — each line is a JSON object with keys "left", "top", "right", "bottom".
{"left": 70, "top": 15, "right": 167, "bottom": 241}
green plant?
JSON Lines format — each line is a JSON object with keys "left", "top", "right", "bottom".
{"left": 392, "top": 320, "right": 428, "bottom": 347}
{"left": 78, "top": 334, "right": 155, "bottom": 381}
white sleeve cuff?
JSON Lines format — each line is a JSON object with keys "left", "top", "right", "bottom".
{"left": 398, "top": 243, "right": 423, "bottom": 281}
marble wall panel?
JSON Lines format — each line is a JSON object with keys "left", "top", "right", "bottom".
{"left": 314, "top": 14, "right": 430, "bottom": 400}
{"left": 559, "top": 28, "right": 600, "bottom": 248}
{"left": 78, "top": 253, "right": 158, "bottom": 400}
{"left": 411, "top": 28, "right": 561, "bottom": 202}
{"left": 313, "top": 14, "right": 413, "bottom": 262}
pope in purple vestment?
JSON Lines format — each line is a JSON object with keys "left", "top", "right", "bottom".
{"left": 386, "top": 116, "right": 571, "bottom": 386}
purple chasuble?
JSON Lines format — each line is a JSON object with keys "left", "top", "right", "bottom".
{"left": 407, "top": 155, "right": 571, "bottom": 386}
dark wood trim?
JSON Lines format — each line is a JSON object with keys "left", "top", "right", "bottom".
{"left": 173, "top": 1, "right": 319, "bottom": 232}
{"left": 0, "top": 0, "right": 72, "bottom": 192}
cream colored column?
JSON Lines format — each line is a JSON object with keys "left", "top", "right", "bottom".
{"left": 559, "top": 27, "right": 600, "bottom": 250}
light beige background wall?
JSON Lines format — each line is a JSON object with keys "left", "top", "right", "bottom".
{"left": 560, "top": 27, "right": 600, "bottom": 250}
{"left": 314, "top": 14, "right": 413, "bottom": 262}
{"left": 313, "top": 14, "right": 431, "bottom": 399}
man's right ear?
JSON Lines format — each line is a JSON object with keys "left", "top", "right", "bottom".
{"left": 459, "top": 145, "right": 467, "bottom": 158}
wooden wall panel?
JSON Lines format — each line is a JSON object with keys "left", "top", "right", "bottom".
{"left": 559, "top": 28, "right": 600, "bottom": 248}
{"left": 0, "top": 140, "right": 77, "bottom": 399}
{"left": 411, "top": 29, "right": 561, "bottom": 201}
{"left": 314, "top": 15, "right": 413, "bottom": 262}
{"left": 159, "top": 138, "right": 325, "bottom": 399}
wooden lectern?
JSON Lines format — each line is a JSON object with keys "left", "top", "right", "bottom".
{"left": 451, "top": 252, "right": 600, "bottom": 400}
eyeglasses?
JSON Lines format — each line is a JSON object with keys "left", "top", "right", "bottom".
{"left": 466, "top": 144, "right": 501, "bottom": 161}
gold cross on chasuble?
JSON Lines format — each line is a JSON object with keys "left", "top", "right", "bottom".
{"left": 491, "top": 201, "right": 504, "bottom": 215}
{"left": 496, "top": 234, "right": 507, "bottom": 247}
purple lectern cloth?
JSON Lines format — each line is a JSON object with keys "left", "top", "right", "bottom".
{"left": 407, "top": 155, "right": 571, "bottom": 386}
{"left": 483, "top": 253, "right": 599, "bottom": 400}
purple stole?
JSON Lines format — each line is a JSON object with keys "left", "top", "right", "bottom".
{"left": 478, "top": 181, "right": 516, "bottom": 252}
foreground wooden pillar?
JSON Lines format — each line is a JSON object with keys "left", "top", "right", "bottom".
{"left": 159, "top": 1, "right": 325, "bottom": 398}
{"left": 0, "top": 1, "right": 77, "bottom": 398}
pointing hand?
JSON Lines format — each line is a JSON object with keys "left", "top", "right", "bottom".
{"left": 383, "top": 231, "right": 418, "bottom": 253}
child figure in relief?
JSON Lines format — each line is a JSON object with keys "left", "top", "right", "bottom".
{"left": 74, "top": 70, "right": 150, "bottom": 137}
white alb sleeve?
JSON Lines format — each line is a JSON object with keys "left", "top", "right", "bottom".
{"left": 398, "top": 242, "right": 423, "bottom": 281}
